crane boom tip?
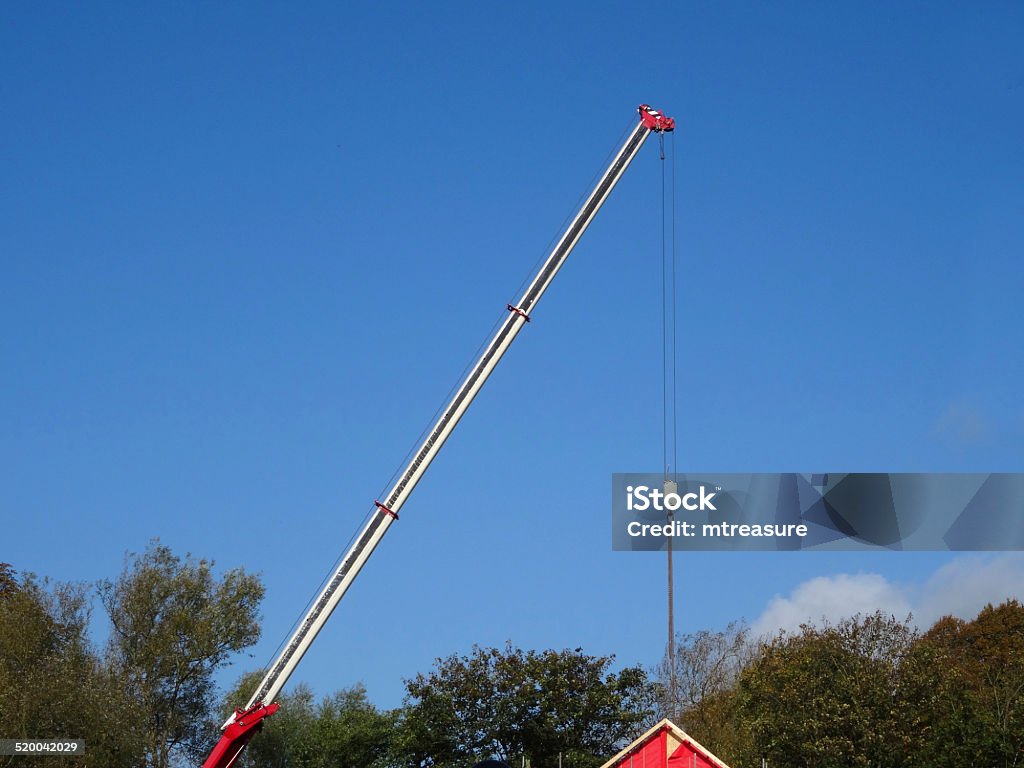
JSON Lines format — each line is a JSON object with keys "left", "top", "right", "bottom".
{"left": 638, "top": 104, "right": 675, "bottom": 132}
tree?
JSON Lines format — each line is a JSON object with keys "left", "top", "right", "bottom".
{"left": 389, "top": 696, "right": 463, "bottom": 768}
{"left": 735, "top": 612, "right": 917, "bottom": 768}
{"left": 221, "top": 671, "right": 318, "bottom": 768}
{"left": 656, "top": 620, "right": 753, "bottom": 718}
{"left": 99, "top": 541, "right": 264, "bottom": 768}
{"left": 653, "top": 621, "right": 755, "bottom": 767}
{"left": 0, "top": 566, "right": 144, "bottom": 767}
{"left": 305, "top": 685, "right": 395, "bottom": 768}
{"left": 902, "top": 600, "right": 1024, "bottom": 767}
{"left": 0, "top": 563, "right": 16, "bottom": 595}
{"left": 221, "top": 672, "right": 395, "bottom": 768}
{"left": 397, "top": 643, "right": 656, "bottom": 768}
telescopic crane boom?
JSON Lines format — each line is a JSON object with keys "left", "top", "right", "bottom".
{"left": 203, "top": 104, "right": 675, "bottom": 768}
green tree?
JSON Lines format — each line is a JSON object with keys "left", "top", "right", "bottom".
{"left": 735, "top": 612, "right": 917, "bottom": 768}
{"left": 903, "top": 600, "right": 1024, "bottom": 767}
{"left": 221, "top": 672, "right": 394, "bottom": 768}
{"left": 99, "top": 541, "right": 264, "bottom": 768}
{"left": 0, "top": 565, "right": 144, "bottom": 768}
{"left": 305, "top": 685, "right": 395, "bottom": 768}
{"left": 388, "top": 697, "right": 462, "bottom": 768}
{"left": 221, "top": 671, "right": 318, "bottom": 768}
{"left": 0, "top": 563, "right": 16, "bottom": 594}
{"left": 397, "top": 643, "right": 656, "bottom": 768}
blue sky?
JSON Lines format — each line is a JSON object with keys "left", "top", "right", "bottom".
{"left": 3, "top": 3, "right": 1023, "bottom": 710}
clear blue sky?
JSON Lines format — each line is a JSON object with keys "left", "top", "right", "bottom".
{"left": 3, "top": 3, "right": 1023, "bottom": 710}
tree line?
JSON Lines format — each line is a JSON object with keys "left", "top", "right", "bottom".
{"left": 0, "top": 544, "right": 653, "bottom": 768}
{"left": 225, "top": 645, "right": 654, "bottom": 768}
{"left": 657, "top": 604, "right": 1024, "bottom": 768}
{"left": 3, "top": 543, "right": 1023, "bottom": 767}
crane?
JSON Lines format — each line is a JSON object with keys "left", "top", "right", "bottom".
{"left": 203, "top": 103, "right": 676, "bottom": 768}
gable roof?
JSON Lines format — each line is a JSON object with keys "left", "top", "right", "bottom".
{"left": 598, "top": 718, "right": 732, "bottom": 768}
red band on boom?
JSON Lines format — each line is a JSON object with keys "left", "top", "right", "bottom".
{"left": 375, "top": 501, "right": 398, "bottom": 520}
{"left": 507, "top": 304, "right": 531, "bottom": 322}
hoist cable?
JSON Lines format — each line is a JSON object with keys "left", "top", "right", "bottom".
{"left": 659, "top": 129, "right": 679, "bottom": 716}
{"left": 660, "top": 132, "right": 668, "bottom": 482}
{"left": 671, "top": 131, "right": 678, "bottom": 480}
{"left": 663, "top": 129, "right": 683, "bottom": 716}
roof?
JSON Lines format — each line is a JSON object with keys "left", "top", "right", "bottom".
{"left": 598, "top": 718, "right": 732, "bottom": 768}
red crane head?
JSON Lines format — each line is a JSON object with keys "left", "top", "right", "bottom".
{"left": 638, "top": 104, "right": 675, "bottom": 132}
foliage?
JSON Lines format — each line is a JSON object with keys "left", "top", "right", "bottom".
{"left": 0, "top": 567, "right": 144, "bottom": 768}
{"left": 99, "top": 541, "right": 264, "bottom": 768}
{"left": 902, "top": 600, "right": 1024, "bottom": 767}
{"left": 0, "top": 563, "right": 16, "bottom": 595}
{"left": 735, "top": 612, "right": 917, "bottom": 768}
{"left": 396, "top": 643, "right": 656, "bottom": 768}
{"left": 222, "top": 671, "right": 395, "bottom": 768}
{"left": 306, "top": 686, "right": 396, "bottom": 768}
{"left": 650, "top": 604, "right": 1024, "bottom": 768}
{"left": 6, "top": 547, "right": 1024, "bottom": 768}
{"left": 725, "top": 602, "right": 1024, "bottom": 768}
{"left": 654, "top": 620, "right": 755, "bottom": 763}
{"left": 388, "top": 695, "right": 462, "bottom": 768}
{"left": 656, "top": 620, "right": 753, "bottom": 717}
{"left": 222, "top": 671, "right": 317, "bottom": 768}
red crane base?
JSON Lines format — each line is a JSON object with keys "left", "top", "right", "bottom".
{"left": 202, "top": 702, "right": 279, "bottom": 768}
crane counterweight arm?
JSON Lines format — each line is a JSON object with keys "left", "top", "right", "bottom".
{"left": 202, "top": 103, "right": 675, "bottom": 768}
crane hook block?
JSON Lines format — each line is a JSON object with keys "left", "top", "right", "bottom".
{"left": 638, "top": 104, "right": 675, "bottom": 132}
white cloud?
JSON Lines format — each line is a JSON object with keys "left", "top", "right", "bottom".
{"left": 752, "top": 573, "right": 911, "bottom": 637}
{"left": 751, "top": 554, "right": 1024, "bottom": 638}
{"left": 913, "top": 554, "right": 1024, "bottom": 626}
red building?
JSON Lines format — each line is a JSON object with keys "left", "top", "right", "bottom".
{"left": 599, "top": 719, "right": 731, "bottom": 768}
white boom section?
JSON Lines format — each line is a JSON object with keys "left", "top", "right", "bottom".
{"left": 242, "top": 116, "right": 655, "bottom": 713}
